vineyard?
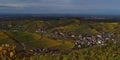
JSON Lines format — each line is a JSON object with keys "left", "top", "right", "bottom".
{"left": 0, "top": 19, "right": 120, "bottom": 60}
{"left": 0, "top": 43, "right": 120, "bottom": 60}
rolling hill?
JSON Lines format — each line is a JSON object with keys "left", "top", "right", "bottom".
{"left": 0, "top": 19, "right": 120, "bottom": 50}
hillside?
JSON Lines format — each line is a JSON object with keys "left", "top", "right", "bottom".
{"left": 0, "top": 19, "right": 120, "bottom": 50}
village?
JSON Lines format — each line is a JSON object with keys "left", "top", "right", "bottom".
{"left": 26, "top": 29, "right": 118, "bottom": 55}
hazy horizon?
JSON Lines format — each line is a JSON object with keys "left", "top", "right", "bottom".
{"left": 1, "top": 0, "right": 120, "bottom": 15}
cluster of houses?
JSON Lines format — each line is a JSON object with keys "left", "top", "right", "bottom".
{"left": 27, "top": 31, "right": 118, "bottom": 55}
{"left": 29, "top": 31, "right": 117, "bottom": 55}
{"left": 29, "top": 48, "right": 60, "bottom": 56}
{"left": 74, "top": 32, "right": 117, "bottom": 49}
{"left": 35, "top": 29, "right": 46, "bottom": 33}
{"left": 46, "top": 31, "right": 118, "bottom": 48}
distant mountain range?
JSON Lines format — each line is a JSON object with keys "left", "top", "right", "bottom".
{"left": 0, "top": 14, "right": 120, "bottom": 22}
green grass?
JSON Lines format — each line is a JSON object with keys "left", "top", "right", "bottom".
{"left": 0, "top": 32, "right": 14, "bottom": 44}
{"left": 28, "top": 44, "right": 120, "bottom": 60}
{"left": 54, "top": 40, "right": 74, "bottom": 50}
{"left": 0, "top": 31, "right": 74, "bottom": 50}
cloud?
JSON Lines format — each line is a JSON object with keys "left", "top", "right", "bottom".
{"left": 0, "top": 0, "right": 120, "bottom": 14}
{"left": 0, "top": 4, "right": 27, "bottom": 8}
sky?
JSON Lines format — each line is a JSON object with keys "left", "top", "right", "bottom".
{"left": 0, "top": 0, "right": 120, "bottom": 15}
